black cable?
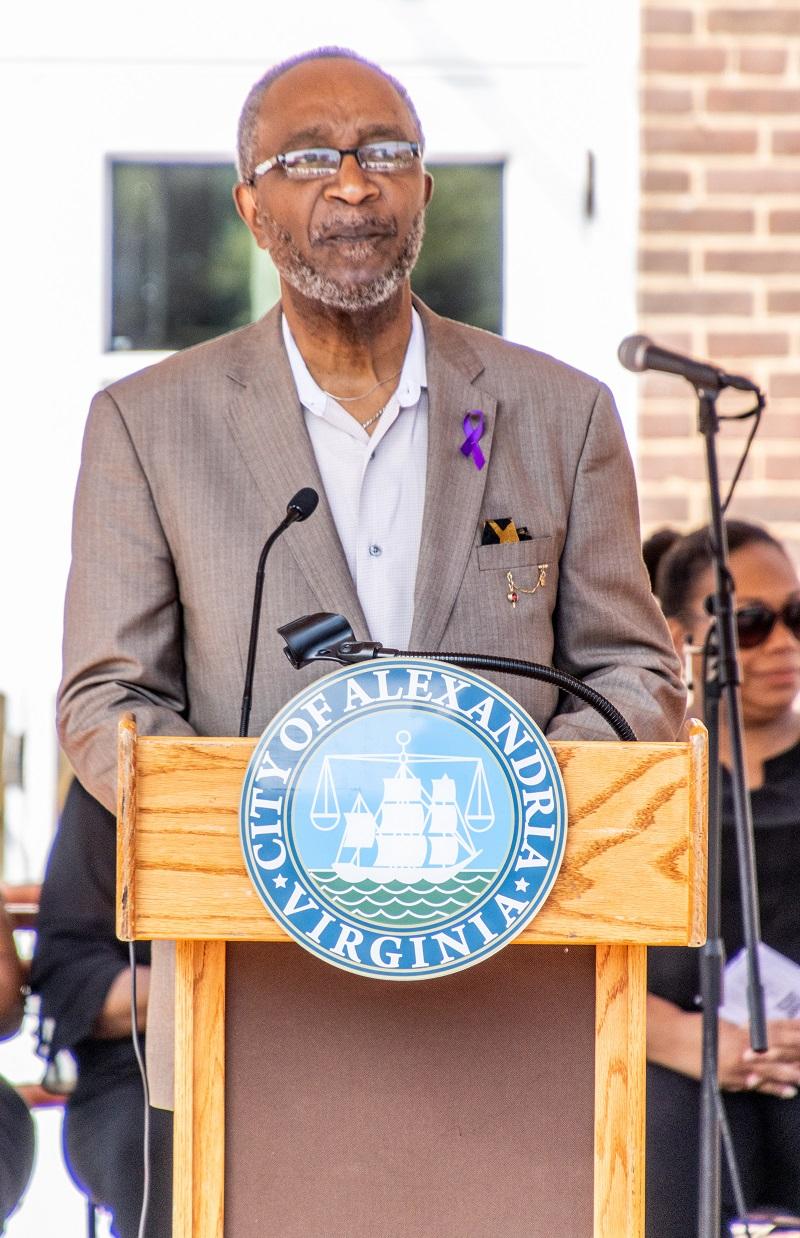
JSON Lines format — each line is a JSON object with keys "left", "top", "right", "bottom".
{"left": 403, "top": 650, "right": 638, "bottom": 741}
{"left": 129, "top": 941, "right": 151, "bottom": 1238}
{"left": 718, "top": 392, "right": 764, "bottom": 513}
{"left": 715, "top": 1089, "right": 749, "bottom": 1228}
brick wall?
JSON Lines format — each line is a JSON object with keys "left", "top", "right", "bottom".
{"left": 638, "top": 2, "right": 800, "bottom": 561}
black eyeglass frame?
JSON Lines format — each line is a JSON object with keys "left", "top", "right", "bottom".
{"left": 247, "top": 140, "right": 421, "bottom": 184}
{"left": 731, "top": 597, "right": 800, "bottom": 649}
{"left": 695, "top": 594, "right": 800, "bottom": 649}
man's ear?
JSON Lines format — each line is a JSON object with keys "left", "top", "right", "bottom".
{"left": 423, "top": 171, "right": 434, "bottom": 206}
{"left": 233, "top": 181, "right": 255, "bottom": 227}
{"left": 232, "top": 182, "right": 269, "bottom": 250}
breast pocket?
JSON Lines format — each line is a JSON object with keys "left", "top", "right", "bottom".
{"left": 476, "top": 535, "right": 556, "bottom": 574}
{"left": 475, "top": 535, "right": 558, "bottom": 616}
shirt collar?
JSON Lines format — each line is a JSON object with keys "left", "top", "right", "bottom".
{"left": 281, "top": 307, "right": 427, "bottom": 419}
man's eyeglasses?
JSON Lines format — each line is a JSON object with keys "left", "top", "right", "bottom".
{"left": 249, "top": 140, "right": 421, "bottom": 183}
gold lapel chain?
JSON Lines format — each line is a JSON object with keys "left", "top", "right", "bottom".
{"left": 506, "top": 565, "right": 548, "bottom": 608}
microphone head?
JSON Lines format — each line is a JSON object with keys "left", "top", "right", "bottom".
{"left": 286, "top": 487, "right": 319, "bottom": 522}
{"left": 277, "top": 612, "right": 356, "bottom": 668}
{"left": 617, "top": 334, "right": 651, "bottom": 374}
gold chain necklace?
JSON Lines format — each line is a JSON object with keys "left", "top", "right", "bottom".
{"left": 358, "top": 404, "right": 388, "bottom": 431}
{"left": 321, "top": 369, "right": 402, "bottom": 403}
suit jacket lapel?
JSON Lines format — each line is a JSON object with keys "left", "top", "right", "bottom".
{"left": 221, "top": 306, "right": 368, "bottom": 637}
{"left": 410, "top": 302, "right": 496, "bottom": 651}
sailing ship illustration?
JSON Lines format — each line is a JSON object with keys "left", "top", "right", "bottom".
{"left": 310, "top": 730, "right": 495, "bottom": 884}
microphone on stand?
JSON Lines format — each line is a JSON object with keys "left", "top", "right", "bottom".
{"left": 239, "top": 488, "right": 318, "bottom": 737}
{"left": 618, "top": 334, "right": 760, "bottom": 394}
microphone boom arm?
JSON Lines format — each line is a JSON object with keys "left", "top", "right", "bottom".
{"left": 277, "top": 612, "right": 637, "bottom": 742}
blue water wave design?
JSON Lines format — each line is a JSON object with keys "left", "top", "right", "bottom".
{"left": 310, "top": 871, "right": 495, "bottom": 928}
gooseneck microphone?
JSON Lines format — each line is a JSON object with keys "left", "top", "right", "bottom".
{"left": 618, "top": 334, "right": 760, "bottom": 394}
{"left": 277, "top": 612, "right": 637, "bottom": 741}
{"left": 239, "top": 487, "right": 319, "bottom": 737}
{"left": 285, "top": 488, "right": 319, "bottom": 522}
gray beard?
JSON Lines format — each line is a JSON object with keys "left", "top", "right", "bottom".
{"left": 263, "top": 211, "right": 426, "bottom": 312}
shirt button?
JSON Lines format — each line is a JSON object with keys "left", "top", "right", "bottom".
{"left": 368, "top": 544, "right": 382, "bottom": 557}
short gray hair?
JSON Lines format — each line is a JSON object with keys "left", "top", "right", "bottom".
{"left": 236, "top": 46, "right": 425, "bottom": 183}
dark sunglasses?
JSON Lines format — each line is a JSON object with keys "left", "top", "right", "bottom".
{"left": 733, "top": 598, "right": 800, "bottom": 649}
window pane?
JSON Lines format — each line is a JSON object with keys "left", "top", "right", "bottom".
{"left": 412, "top": 163, "right": 503, "bottom": 335}
{"left": 110, "top": 161, "right": 261, "bottom": 351}
{"left": 110, "top": 159, "right": 502, "bottom": 351}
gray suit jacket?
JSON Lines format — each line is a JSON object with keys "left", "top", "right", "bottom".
{"left": 58, "top": 298, "right": 685, "bottom": 1102}
{"left": 59, "top": 299, "right": 683, "bottom": 793}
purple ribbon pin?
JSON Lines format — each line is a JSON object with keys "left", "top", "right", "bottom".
{"left": 460, "top": 409, "right": 486, "bottom": 470}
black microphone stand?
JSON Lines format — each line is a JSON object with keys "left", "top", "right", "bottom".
{"left": 695, "top": 385, "right": 767, "bottom": 1238}
{"left": 239, "top": 488, "right": 319, "bottom": 737}
{"left": 240, "top": 523, "right": 292, "bottom": 738}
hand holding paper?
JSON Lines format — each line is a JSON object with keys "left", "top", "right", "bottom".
{"left": 719, "top": 944, "right": 800, "bottom": 1098}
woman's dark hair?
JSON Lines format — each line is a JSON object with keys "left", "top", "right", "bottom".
{"left": 643, "top": 520, "right": 786, "bottom": 619}
{"left": 642, "top": 528, "right": 681, "bottom": 592}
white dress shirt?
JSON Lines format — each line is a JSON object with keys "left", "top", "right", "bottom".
{"left": 281, "top": 309, "right": 428, "bottom": 649}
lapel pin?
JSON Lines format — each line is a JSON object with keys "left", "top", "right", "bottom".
{"left": 506, "top": 565, "right": 549, "bottom": 608}
{"left": 460, "top": 410, "right": 486, "bottom": 470}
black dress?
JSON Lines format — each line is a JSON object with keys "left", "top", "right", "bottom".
{"left": 30, "top": 780, "right": 172, "bottom": 1238}
{"left": 647, "top": 740, "right": 800, "bottom": 1237}
{"left": 0, "top": 1077, "right": 34, "bottom": 1229}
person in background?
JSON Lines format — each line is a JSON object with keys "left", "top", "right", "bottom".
{"left": 0, "top": 891, "right": 35, "bottom": 1229}
{"left": 645, "top": 520, "right": 800, "bottom": 1237}
{"left": 30, "top": 778, "right": 172, "bottom": 1238}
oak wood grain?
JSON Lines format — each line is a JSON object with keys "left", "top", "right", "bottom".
{"left": 594, "top": 943, "right": 647, "bottom": 1237}
{"left": 117, "top": 728, "right": 707, "bottom": 947}
{"left": 173, "top": 940, "right": 225, "bottom": 1238}
{"left": 118, "top": 721, "right": 706, "bottom": 1238}
{"left": 116, "top": 713, "right": 137, "bottom": 941}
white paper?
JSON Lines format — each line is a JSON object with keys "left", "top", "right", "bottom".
{"left": 719, "top": 942, "right": 800, "bottom": 1026}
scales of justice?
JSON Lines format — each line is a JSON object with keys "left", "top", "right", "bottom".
{"left": 309, "top": 729, "right": 497, "bottom": 885}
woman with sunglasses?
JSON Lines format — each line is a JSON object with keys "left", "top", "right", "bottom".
{"left": 644, "top": 519, "right": 800, "bottom": 1237}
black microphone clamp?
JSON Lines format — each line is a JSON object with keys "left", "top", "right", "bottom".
{"left": 278, "top": 613, "right": 397, "bottom": 667}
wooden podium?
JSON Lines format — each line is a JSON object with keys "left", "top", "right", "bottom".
{"left": 117, "top": 716, "right": 706, "bottom": 1238}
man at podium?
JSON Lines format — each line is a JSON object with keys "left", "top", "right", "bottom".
{"left": 57, "top": 47, "right": 685, "bottom": 1236}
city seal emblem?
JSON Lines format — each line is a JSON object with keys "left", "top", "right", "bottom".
{"left": 240, "top": 659, "right": 567, "bottom": 980}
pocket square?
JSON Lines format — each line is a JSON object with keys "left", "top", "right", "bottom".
{"left": 481, "top": 518, "right": 532, "bottom": 546}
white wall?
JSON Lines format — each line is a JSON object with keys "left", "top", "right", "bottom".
{"left": 1, "top": 0, "right": 639, "bottom": 870}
